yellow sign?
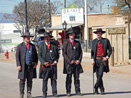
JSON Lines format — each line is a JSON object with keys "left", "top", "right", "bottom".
{"left": 108, "top": 27, "right": 125, "bottom": 34}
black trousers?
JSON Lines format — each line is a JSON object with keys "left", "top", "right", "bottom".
{"left": 95, "top": 59, "right": 104, "bottom": 89}
{"left": 42, "top": 67, "right": 57, "bottom": 95}
{"left": 20, "top": 65, "right": 33, "bottom": 90}
{"left": 66, "top": 64, "right": 80, "bottom": 93}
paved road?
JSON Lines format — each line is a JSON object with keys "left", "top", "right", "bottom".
{"left": 0, "top": 61, "right": 131, "bottom": 98}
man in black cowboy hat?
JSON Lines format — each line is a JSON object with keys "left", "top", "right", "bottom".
{"left": 91, "top": 28, "right": 112, "bottom": 95}
{"left": 62, "top": 28, "right": 83, "bottom": 96}
{"left": 16, "top": 32, "right": 38, "bottom": 98}
{"left": 38, "top": 31, "right": 59, "bottom": 98}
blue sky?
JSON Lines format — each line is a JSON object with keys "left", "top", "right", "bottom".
{"left": 0, "top": 0, "right": 58, "bottom": 13}
{"left": 0, "top": 0, "right": 115, "bottom": 14}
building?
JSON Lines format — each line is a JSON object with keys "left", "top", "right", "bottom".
{"left": 0, "top": 23, "right": 23, "bottom": 52}
{"left": 49, "top": 13, "right": 130, "bottom": 65}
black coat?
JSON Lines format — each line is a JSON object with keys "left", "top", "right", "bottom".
{"left": 38, "top": 41, "right": 59, "bottom": 79}
{"left": 91, "top": 38, "right": 112, "bottom": 73}
{"left": 16, "top": 42, "right": 38, "bottom": 79}
{"left": 62, "top": 39, "right": 83, "bottom": 74}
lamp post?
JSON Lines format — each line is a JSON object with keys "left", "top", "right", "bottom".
{"left": 25, "top": 0, "right": 28, "bottom": 32}
{"left": 62, "top": 21, "right": 67, "bottom": 39}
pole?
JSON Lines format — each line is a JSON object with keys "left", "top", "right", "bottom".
{"left": 64, "top": 0, "right": 66, "bottom": 8}
{"left": 93, "top": 68, "right": 94, "bottom": 93}
{"left": 111, "top": 47, "right": 114, "bottom": 66}
{"left": 84, "top": 0, "right": 88, "bottom": 52}
{"left": 48, "top": 0, "right": 51, "bottom": 27}
{"left": 25, "top": 0, "right": 28, "bottom": 32}
{"left": 64, "top": 28, "right": 66, "bottom": 39}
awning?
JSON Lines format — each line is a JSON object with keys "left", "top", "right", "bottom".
{"left": 47, "top": 24, "right": 84, "bottom": 31}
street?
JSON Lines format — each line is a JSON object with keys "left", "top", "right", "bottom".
{"left": 0, "top": 60, "right": 131, "bottom": 98}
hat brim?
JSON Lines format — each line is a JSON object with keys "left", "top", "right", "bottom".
{"left": 67, "top": 32, "right": 75, "bottom": 36}
{"left": 94, "top": 31, "right": 105, "bottom": 34}
{"left": 43, "top": 35, "right": 53, "bottom": 38}
{"left": 21, "top": 35, "right": 34, "bottom": 37}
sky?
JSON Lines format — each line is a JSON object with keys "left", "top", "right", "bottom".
{"left": 0, "top": 0, "right": 115, "bottom": 14}
{"left": 0, "top": 0, "right": 58, "bottom": 14}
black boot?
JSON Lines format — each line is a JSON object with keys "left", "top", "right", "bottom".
{"left": 76, "top": 92, "right": 83, "bottom": 96}
{"left": 100, "top": 87, "right": 105, "bottom": 95}
{"left": 27, "top": 82, "right": 33, "bottom": 98}
{"left": 53, "top": 93, "right": 58, "bottom": 98}
{"left": 42, "top": 93, "right": 47, "bottom": 98}
{"left": 19, "top": 83, "right": 25, "bottom": 98}
{"left": 94, "top": 87, "right": 99, "bottom": 94}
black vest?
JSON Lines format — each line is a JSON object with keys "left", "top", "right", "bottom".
{"left": 45, "top": 45, "right": 55, "bottom": 64}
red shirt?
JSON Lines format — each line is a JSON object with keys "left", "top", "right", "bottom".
{"left": 96, "top": 42, "right": 104, "bottom": 57}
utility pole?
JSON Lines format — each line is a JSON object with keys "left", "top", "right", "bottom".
{"left": 84, "top": 0, "right": 88, "bottom": 52}
{"left": 48, "top": 0, "right": 51, "bottom": 27}
{"left": 25, "top": 0, "right": 28, "bottom": 32}
{"left": 64, "top": 0, "right": 66, "bottom": 8}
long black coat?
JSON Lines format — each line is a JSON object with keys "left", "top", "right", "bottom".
{"left": 62, "top": 40, "right": 83, "bottom": 74}
{"left": 91, "top": 38, "right": 112, "bottom": 73}
{"left": 16, "top": 42, "right": 38, "bottom": 79}
{"left": 38, "top": 41, "right": 59, "bottom": 79}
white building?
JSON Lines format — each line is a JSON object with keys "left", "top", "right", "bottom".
{"left": 0, "top": 23, "right": 23, "bottom": 52}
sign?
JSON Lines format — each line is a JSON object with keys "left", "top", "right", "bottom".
{"left": 62, "top": 3, "right": 84, "bottom": 24}
{"left": 0, "top": 39, "right": 12, "bottom": 43}
{"left": 108, "top": 27, "right": 125, "bottom": 34}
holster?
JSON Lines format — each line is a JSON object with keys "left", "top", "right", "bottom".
{"left": 96, "top": 57, "right": 107, "bottom": 66}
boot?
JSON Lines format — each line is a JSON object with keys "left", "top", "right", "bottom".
{"left": 42, "top": 93, "right": 47, "bottom": 98}
{"left": 94, "top": 87, "right": 99, "bottom": 94}
{"left": 100, "top": 87, "right": 105, "bottom": 95}
{"left": 19, "top": 83, "right": 25, "bottom": 98}
{"left": 27, "top": 82, "right": 33, "bottom": 98}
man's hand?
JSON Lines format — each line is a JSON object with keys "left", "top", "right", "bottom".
{"left": 102, "top": 57, "right": 108, "bottom": 61}
{"left": 32, "top": 62, "right": 37, "bottom": 69}
{"left": 70, "top": 60, "right": 75, "bottom": 64}
{"left": 92, "top": 60, "right": 95, "bottom": 66}
{"left": 51, "top": 62, "right": 57, "bottom": 66}
{"left": 75, "top": 60, "right": 80, "bottom": 65}
{"left": 44, "top": 62, "right": 50, "bottom": 67}
{"left": 17, "top": 66, "right": 22, "bottom": 71}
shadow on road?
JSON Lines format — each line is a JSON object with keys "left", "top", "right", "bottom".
{"left": 33, "top": 91, "right": 131, "bottom": 98}
{"left": 105, "top": 91, "right": 131, "bottom": 95}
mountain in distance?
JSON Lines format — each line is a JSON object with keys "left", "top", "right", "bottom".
{"left": 0, "top": 12, "right": 15, "bottom": 23}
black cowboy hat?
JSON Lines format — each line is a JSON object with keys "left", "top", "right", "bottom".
{"left": 66, "top": 28, "right": 75, "bottom": 36}
{"left": 38, "top": 28, "right": 45, "bottom": 34}
{"left": 21, "top": 32, "right": 34, "bottom": 37}
{"left": 42, "top": 31, "right": 53, "bottom": 38}
{"left": 94, "top": 28, "right": 106, "bottom": 34}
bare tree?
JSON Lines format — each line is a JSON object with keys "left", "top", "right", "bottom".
{"left": 4, "top": 0, "right": 62, "bottom": 35}
{"left": 67, "top": 0, "right": 98, "bottom": 13}
{"left": 114, "top": 0, "right": 131, "bottom": 42}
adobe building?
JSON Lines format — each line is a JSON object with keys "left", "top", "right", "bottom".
{"left": 48, "top": 13, "right": 130, "bottom": 65}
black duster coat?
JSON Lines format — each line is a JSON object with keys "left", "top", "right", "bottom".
{"left": 62, "top": 39, "right": 83, "bottom": 74}
{"left": 91, "top": 38, "right": 112, "bottom": 73}
{"left": 38, "top": 41, "right": 59, "bottom": 79}
{"left": 16, "top": 42, "right": 38, "bottom": 79}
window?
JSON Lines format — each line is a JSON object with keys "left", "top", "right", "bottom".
{"left": 70, "top": 16, "right": 75, "bottom": 21}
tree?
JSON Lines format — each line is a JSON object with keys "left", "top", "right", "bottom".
{"left": 114, "top": 0, "right": 131, "bottom": 20}
{"left": 67, "top": 0, "right": 106, "bottom": 13}
{"left": 4, "top": 0, "right": 62, "bottom": 35}
{"left": 114, "top": 0, "right": 131, "bottom": 38}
